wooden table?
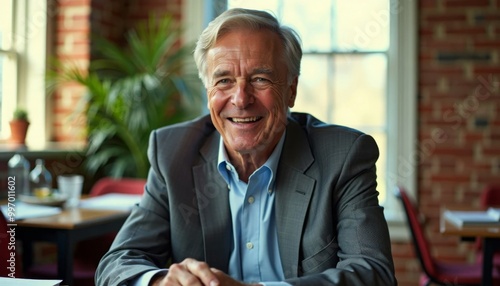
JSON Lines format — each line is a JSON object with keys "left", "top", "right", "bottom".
{"left": 440, "top": 210, "right": 500, "bottom": 286}
{"left": 15, "top": 208, "right": 129, "bottom": 286}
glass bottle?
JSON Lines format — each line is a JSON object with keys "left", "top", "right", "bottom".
{"left": 29, "top": 159, "right": 53, "bottom": 197}
{"left": 7, "top": 154, "right": 31, "bottom": 196}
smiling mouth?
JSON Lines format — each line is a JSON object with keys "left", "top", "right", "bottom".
{"left": 229, "top": 117, "right": 262, "bottom": 123}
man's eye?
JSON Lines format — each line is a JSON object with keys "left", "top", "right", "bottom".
{"left": 216, "top": 78, "right": 231, "bottom": 85}
{"left": 253, "top": 77, "right": 268, "bottom": 82}
{"left": 251, "top": 77, "right": 272, "bottom": 87}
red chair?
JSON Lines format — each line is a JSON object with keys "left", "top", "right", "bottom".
{"left": 89, "top": 177, "right": 147, "bottom": 197}
{"left": 26, "top": 177, "right": 145, "bottom": 285}
{"left": 476, "top": 185, "right": 500, "bottom": 266}
{"left": 395, "top": 186, "right": 500, "bottom": 286}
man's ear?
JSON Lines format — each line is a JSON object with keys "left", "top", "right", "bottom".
{"left": 288, "top": 76, "right": 299, "bottom": 108}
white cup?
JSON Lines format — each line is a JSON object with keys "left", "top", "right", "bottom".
{"left": 58, "top": 175, "right": 84, "bottom": 208}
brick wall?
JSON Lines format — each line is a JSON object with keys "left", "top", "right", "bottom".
{"left": 393, "top": 0, "right": 500, "bottom": 285}
{"left": 52, "top": 0, "right": 91, "bottom": 142}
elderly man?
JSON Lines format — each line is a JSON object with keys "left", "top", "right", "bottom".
{"left": 96, "top": 8, "right": 396, "bottom": 286}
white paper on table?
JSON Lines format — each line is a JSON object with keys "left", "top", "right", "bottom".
{"left": 0, "top": 277, "right": 61, "bottom": 286}
{"left": 79, "top": 193, "right": 142, "bottom": 211}
{"left": 0, "top": 202, "right": 62, "bottom": 221}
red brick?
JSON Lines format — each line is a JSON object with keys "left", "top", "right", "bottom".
{"left": 473, "top": 65, "right": 500, "bottom": 75}
{"left": 421, "top": 65, "right": 465, "bottom": 75}
{"left": 476, "top": 174, "right": 500, "bottom": 184}
{"left": 445, "top": 26, "right": 488, "bottom": 36}
{"left": 481, "top": 147, "right": 500, "bottom": 156}
{"left": 474, "top": 40, "right": 500, "bottom": 49}
{"left": 419, "top": 0, "right": 439, "bottom": 9}
{"left": 443, "top": 0, "right": 490, "bottom": 8}
{"left": 423, "top": 13, "right": 468, "bottom": 24}
{"left": 479, "top": 12, "right": 500, "bottom": 21}
{"left": 433, "top": 146, "right": 475, "bottom": 156}
{"left": 420, "top": 38, "right": 469, "bottom": 50}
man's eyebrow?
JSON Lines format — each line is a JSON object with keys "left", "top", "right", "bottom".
{"left": 252, "top": 67, "right": 273, "bottom": 75}
{"left": 212, "top": 70, "right": 230, "bottom": 78}
{"left": 212, "top": 67, "right": 274, "bottom": 78}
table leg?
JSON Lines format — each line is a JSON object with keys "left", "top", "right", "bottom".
{"left": 57, "top": 231, "right": 74, "bottom": 286}
{"left": 482, "top": 238, "right": 495, "bottom": 286}
{"left": 21, "top": 239, "right": 33, "bottom": 274}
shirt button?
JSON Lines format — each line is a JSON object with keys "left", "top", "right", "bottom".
{"left": 248, "top": 196, "right": 255, "bottom": 204}
{"left": 226, "top": 165, "right": 231, "bottom": 171}
{"left": 246, "top": 242, "right": 254, "bottom": 249}
{"left": 268, "top": 189, "right": 273, "bottom": 194}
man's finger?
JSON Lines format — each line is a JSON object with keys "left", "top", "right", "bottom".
{"left": 183, "top": 259, "right": 219, "bottom": 286}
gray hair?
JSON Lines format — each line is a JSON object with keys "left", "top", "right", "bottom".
{"left": 193, "top": 8, "right": 302, "bottom": 87}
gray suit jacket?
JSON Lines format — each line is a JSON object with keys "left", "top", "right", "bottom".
{"left": 95, "top": 113, "right": 396, "bottom": 286}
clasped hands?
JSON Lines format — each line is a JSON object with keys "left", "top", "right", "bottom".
{"left": 150, "top": 258, "right": 262, "bottom": 286}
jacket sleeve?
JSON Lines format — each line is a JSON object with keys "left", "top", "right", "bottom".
{"left": 95, "top": 130, "right": 172, "bottom": 286}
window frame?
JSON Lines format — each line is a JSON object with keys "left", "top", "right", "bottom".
{"left": 0, "top": 0, "right": 18, "bottom": 139}
{"left": 384, "top": 0, "right": 417, "bottom": 241}
{"left": 0, "top": 0, "right": 49, "bottom": 143}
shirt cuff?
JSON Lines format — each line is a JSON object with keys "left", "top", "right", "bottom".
{"left": 130, "top": 269, "right": 167, "bottom": 286}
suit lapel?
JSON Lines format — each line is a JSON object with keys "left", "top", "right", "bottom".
{"left": 193, "top": 132, "right": 232, "bottom": 272}
{"left": 275, "top": 119, "right": 316, "bottom": 278}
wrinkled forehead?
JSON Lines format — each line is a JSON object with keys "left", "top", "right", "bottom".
{"left": 207, "top": 29, "right": 285, "bottom": 70}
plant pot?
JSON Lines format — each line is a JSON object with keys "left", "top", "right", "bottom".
{"left": 9, "top": 120, "right": 30, "bottom": 144}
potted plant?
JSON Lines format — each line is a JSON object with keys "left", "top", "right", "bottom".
{"left": 47, "top": 14, "right": 203, "bottom": 178}
{"left": 9, "top": 108, "right": 30, "bottom": 145}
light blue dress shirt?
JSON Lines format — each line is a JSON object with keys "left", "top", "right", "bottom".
{"left": 132, "top": 134, "right": 290, "bottom": 286}
{"left": 216, "top": 134, "right": 290, "bottom": 286}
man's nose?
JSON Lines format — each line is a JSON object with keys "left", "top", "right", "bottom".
{"left": 231, "top": 80, "right": 254, "bottom": 108}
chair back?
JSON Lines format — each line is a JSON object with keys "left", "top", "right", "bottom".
{"left": 395, "top": 187, "right": 438, "bottom": 279}
{"left": 90, "top": 177, "right": 146, "bottom": 197}
{"left": 480, "top": 185, "right": 500, "bottom": 208}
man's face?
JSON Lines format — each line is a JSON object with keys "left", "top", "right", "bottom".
{"left": 206, "top": 28, "right": 298, "bottom": 157}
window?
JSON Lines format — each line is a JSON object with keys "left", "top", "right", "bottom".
{"left": 0, "top": 0, "right": 17, "bottom": 138}
{"left": 226, "top": 0, "right": 417, "bottom": 239}
{"left": 0, "top": 0, "right": 49, "bottom": 143}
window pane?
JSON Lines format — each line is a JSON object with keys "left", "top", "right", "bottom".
{"left": 333, "top": 0, "right": 389, "bottom": 51}
{"left": 292, "top": 54, "right": 331, "bottom": 122}
{"left": 280, "top": 0, "right": 334, "bottom": 52}
{"left": 0, "top": 0, "right": 13, "bottom": 50}
{"left": 293, "top": 54, "right": 387, "bottom": 129}
{"left": 331, "top": 54, "right": 387, "bottom": 127}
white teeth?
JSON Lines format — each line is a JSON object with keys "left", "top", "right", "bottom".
{"left": 232, "top": 117, "right": 259, "bottom": 123}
